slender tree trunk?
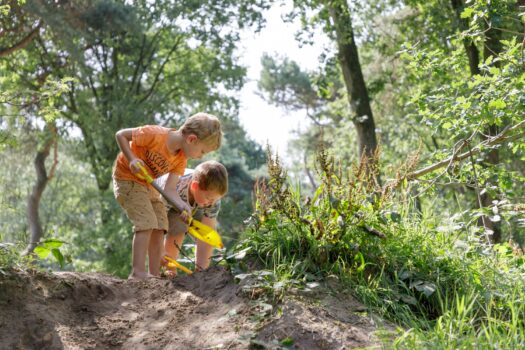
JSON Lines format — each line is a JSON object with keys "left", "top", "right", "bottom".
{"left": 303, "top": 151, "right": 317, "bottom": 190}
{"left": 325, "top": 0, "right": 379, "bottom": 180}
{"left": 451, "top": 0, "right": 502, "bottom": 243}
{"left": 479, "top": 10, "right": 503, "bottom": 243}
{"left": 24, "top": 124, "right": 58, "bottom": 254}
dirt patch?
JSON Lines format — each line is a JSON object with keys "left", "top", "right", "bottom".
{"left": 0, "top": 267, "right": 392, "bottom": 349}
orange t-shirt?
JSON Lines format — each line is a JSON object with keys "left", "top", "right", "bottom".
{"left": 113, "top": 125, "right": 187, "bottom": 186}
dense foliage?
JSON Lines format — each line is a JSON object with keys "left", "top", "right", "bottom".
{"left": 239, "top": 146, "right": 525, "bottom": 348}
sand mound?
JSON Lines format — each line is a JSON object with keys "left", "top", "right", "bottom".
{"left": 0, "top": 267, "right": 389, "bottom": 349}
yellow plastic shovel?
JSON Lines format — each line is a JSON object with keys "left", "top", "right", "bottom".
{"left": 164, "top": 255, "right": 192, "bottom": 275}
{"left": 188, "top": 219, "right": 224, "bottom": 249}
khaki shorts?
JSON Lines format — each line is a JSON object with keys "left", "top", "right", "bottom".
{"left": 113, "top": 179, "right": 168, "bottom": 232}
{"left": 167, "top": 208, "right": 204, "bottom": 236}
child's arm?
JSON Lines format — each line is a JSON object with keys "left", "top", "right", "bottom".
{"left": 162, "top": 173, "right": 192, "bottom": 221}
{"left": 115, "top": 128, "right": 143, "bottom": 173}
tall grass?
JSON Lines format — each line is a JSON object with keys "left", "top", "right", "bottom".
{"left": 237, "top": 149, "right": 525, "bottom": 348}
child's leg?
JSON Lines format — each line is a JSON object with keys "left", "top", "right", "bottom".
{"left": 149, "top": 188, "right": 170, "bottom": 276}
{"left": 164, "top": 231, "right": 185, "bottom": 259}
{"left": 148, "top": 229, "right": 165, "bottom": 276}
{"left": 165, "top": 208, "right": 188, "bottom": 259}
{"left": 131, "top": 229, "right": 152, "bottom": 279}
{"left": 195, "top": 240, "right": 214, "bottom": 271}
{"left": 163, "top": 209, "right": 188, "bottom": 276}
{"left": 113, "top": 179, "right": 159, "bottom": 279}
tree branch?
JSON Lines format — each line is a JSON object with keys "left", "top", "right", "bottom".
{"left": 139, "top": 35, "right": 183, "bottom": 103}
{"left": 405, "top": 120, "right": 525, "bottom": 180}
{"left": 0, "top": 21, "right": 42, "bottom": 57}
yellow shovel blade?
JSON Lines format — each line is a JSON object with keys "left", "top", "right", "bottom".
{"left": 188, "top": 220, "right": 224, "bottom": 249}
{"left": 164, "top": 255, "right": 192, "bottom": 275}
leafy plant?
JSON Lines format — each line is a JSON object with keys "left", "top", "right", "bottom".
{"left": 239, "top": 144, "right": 525, "bottom": 347}
{"left": 33, "top": 238, "right": 70, "bottom": 269}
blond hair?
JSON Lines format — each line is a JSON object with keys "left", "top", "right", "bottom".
{"left": 192, "top": 161, "right": 228, "bottom": 195}
{"left": 180, "top": 112, "right": 222, "bottom": 150}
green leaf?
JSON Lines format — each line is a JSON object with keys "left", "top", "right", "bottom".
{"left": 51, "top": 248, "right": 65, "bottom": 268}
{"left": 42, "top": 239, "right": 64, "bottom": 249}
{"left": 489, "top": 66, "right": 500, "bottom": 75}
{"left": 281, "top": 337, "right": 294, "bottom": 346}
{"left": 442, "top": 122, "right": 453, "bottom": 129}
{"left": 354, "top": 251, "right": 366, "bottom": 273}
{"left": 413, "top": 282, "right": 437, "bottom": 297}
{"left": 460, "top": 8, "right": 474, "bottom": 19}
{"left": 34, "top": 246, "right": 50, "bottom": 259}
{"left": 488, "top": 99, "right": 507, "bottom": 109}
{"left": 400, "top": 294, "right": 418, "bottom": 305}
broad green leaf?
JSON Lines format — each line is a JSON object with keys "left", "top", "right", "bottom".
{"left": 51, "top": 248, "right": 65, "bottom": 268}
{"left": 414, "top": 282, "right": 437, "bottom": 297}
{"left": 42, "top": 239, "right": 64, "bottom": 249}
{"left": 34, "top": 246, "right": 50, "bottom": 259}
{"left": 400, "top": 294, "right": 418, "bottom": 305}
{"left": 460, "top": 8, "right": 474, "bottom": 19}
{"left": 442, "top": 122, "right": 453, "bottom": 129}
{"left": 488, "top": 99, "right": 506, "bottom": 109}
{"left": 489, "top": 66, "right": 500, "bottom": 75}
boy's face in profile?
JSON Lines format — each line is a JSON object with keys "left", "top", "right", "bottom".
{"left": 183, "top": 134, "right": 216, "bottom": 160}
{"left": 189, "top": 181, "right": 223, "bottom": 207}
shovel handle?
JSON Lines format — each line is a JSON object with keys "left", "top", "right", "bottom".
{"left": 135, "top": 163, "right": 191, "bottom": 219}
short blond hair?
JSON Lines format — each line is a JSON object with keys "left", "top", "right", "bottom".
{"left": 180, "top": 112, "right": 222, "bottom": 150}
{"left": 192, "top": 161, "right": 228, "bottom": 195}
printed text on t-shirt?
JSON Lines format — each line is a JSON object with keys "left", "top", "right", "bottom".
{"left": 145, "top": 150, "right": 169, "bottom": 177}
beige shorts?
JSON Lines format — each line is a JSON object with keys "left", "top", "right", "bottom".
{"left": 113, "top": 179, "right": 168, "bottom": 232}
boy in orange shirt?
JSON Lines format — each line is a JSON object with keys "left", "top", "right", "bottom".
{"left": 112, "top": 112, "right": 222, "bottom": 279}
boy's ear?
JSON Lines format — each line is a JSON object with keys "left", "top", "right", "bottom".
{"left": 186, "top": 134, "right": 198, "bottom": 144}
{"left": 190, "top": 181, "right": 200, "bottom": 192}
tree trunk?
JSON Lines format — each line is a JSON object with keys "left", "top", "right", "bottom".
{"left": 325, "top": 0, "right": 379, "bottom": 178}
{"left": 450, "top": 0, "right": 503, "bottom": 243}
{"left": 479, "top": 10, "right": 503, "bottom": 243}
{"left": 24, "top": 125, "right": 58, "bottom": 254}
{"left": 303, "top": 151, "right": 317, "bottom": 190}
{"left": 450, "top": 0, "right": 481, "bottom": 75}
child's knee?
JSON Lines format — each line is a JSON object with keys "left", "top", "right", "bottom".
{"left": 167, "top": 212, "right": 188, "bottom": 235}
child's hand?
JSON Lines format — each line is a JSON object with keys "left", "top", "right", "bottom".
{"left": 161, "top": 256, "right": 178, "bottom": 279}
{"left": 172, "top": 198, "right": 192, "bottom": 223}
{"left": 129, "top": 158, "right": 145, "bottom": 174}
{"left": 179, "top": 204, "right": 193, "bottom": 224}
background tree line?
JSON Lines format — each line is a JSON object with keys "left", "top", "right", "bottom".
{"left": 258, "top": 0, "right": 525, "bottom": 245}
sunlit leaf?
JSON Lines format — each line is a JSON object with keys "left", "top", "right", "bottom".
{"left": 488, "top": 99, "right": 506, "bottom": 109}
{"left": 34, "top": 246, "right": 50, "bottom": 259}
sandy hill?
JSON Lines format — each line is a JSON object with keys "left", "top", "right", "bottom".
{"left": 0, "top": 266, "right": 390, "bottom": 349}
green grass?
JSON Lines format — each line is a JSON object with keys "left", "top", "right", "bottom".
{"left": 236, "top": 154, "right": 525, "bottom": 349}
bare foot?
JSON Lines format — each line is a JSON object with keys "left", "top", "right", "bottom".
{"left": 128, "top": 271, "right": 154, "bottom": 280}
{"left": 165, "top": 269, "right": 177, "bottom": 279}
